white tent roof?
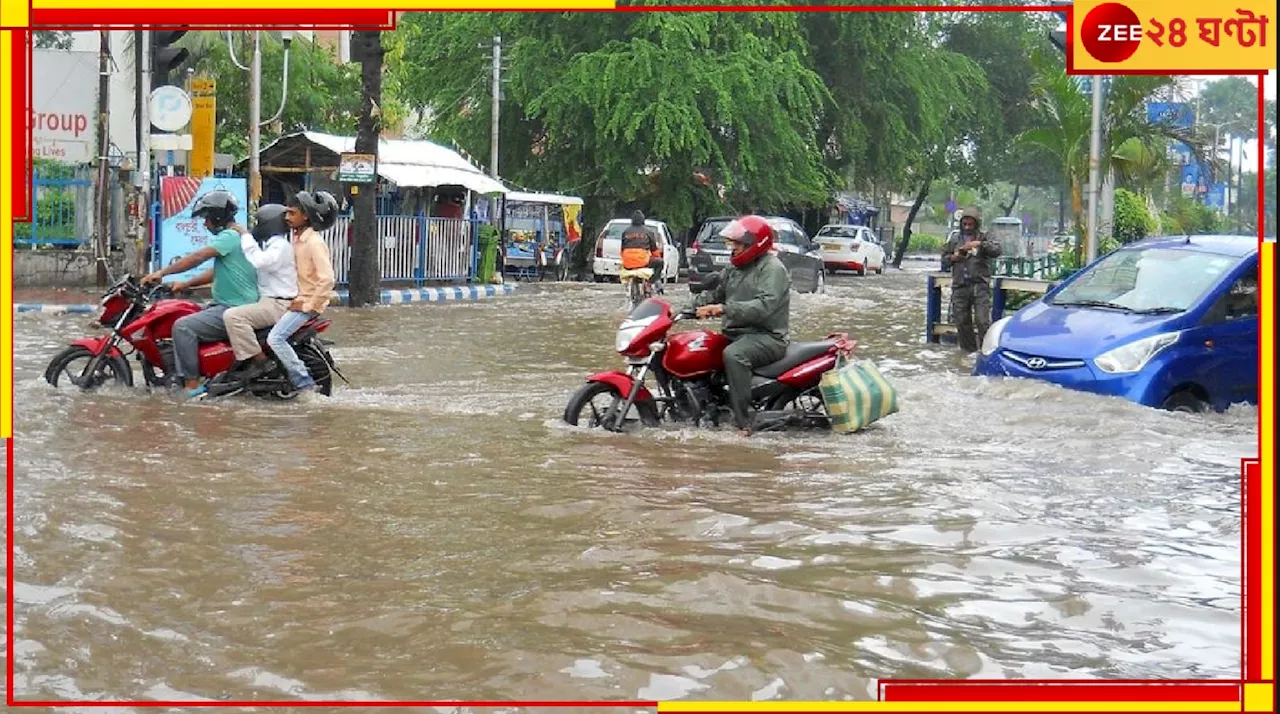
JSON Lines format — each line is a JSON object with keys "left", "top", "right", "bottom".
{"left": 286, "top": 131, "right": 509, "bottom": 195}
{"left": 504, "top": 190, "right": 584, "bottom": 206}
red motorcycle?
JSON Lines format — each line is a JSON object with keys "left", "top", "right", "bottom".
{"left": 44, "top": 273, "right": 345, "bottom": 400}
{"left": 563, "top": 280, "right": 855, "bottom": 432}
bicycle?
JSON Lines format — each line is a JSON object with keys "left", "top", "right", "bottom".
{"left": 619, "top": 266, "right": 656, "bottom": 309}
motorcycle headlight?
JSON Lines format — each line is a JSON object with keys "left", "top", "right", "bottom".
{"left": 981, "top": 316, "right": 1011, "bottom": 356}
{"left": 1094, "top": 332, "right": 1180, "bottom": 374}
{"left": 616, "top": 324, "right": 644, "bottom": 352}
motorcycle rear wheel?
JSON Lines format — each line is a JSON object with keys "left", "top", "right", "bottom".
{"left": 44, "top": 345, "right": 133, "bottom": 390}
{"left": 563, "top": 381, "right": 660, "bottom": 430}
{"left": 262, "top": 343, "right": 334, "bottom": 400}
{"left": 767, "top": 387, "right": 831, "bottom": 430}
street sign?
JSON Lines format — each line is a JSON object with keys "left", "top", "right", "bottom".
{"left": 339, "top": 152, "right": 377, "bottom": 184}
{"left": 149, "top": 85, "right": 193, "bottom": 132}
{"left": 189, "top": 77, "right": 217, "bottom": 178}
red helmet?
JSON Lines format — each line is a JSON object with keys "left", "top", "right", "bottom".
{"left": 720, "top": 215, "right": 775, "bottom": 268}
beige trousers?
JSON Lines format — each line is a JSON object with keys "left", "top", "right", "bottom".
{"left": 224, "top": 297, "right": 293, "bottom": 360}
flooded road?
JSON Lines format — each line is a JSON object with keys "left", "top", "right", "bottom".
{"left": 5, "top": 266, "right": 1254, "bottom": 703}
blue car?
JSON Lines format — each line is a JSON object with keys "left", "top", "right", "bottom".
{"left": 973, "top": 235, "right": 1258, "bottom": 413}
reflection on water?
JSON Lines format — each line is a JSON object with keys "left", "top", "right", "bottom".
{"left": 4, "top": 268, "right": 1252, "bottom": 703}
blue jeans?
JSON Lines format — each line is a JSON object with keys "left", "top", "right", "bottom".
{"left": 267, "top": 310, "right": 317, "bottom": 388}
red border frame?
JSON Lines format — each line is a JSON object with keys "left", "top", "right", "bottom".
{"left": 4, "top": 3, "right": 1274, "bottom": 708}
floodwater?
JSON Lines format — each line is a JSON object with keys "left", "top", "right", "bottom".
{"left": 4, "top": 265, "right": 1255, "bottom": 705}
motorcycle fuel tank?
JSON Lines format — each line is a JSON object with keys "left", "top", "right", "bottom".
{"left": 663, "top": 329, "right": 731, "bottom": 379}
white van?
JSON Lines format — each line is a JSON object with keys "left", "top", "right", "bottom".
{"left": 592, "top": 218, "right": 680, "bottom": 283}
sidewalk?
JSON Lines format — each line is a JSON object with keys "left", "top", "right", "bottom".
{"left": 13, "top": 284, "right": 519, "bottom": 314}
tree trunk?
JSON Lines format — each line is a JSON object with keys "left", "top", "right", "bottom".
{"left": 348, "top": 31, "right": 384, "bottom": 308}
{"left": 891, "top": 175, "right": 933, "bottom": 269}
{"left": 1000, "top": 184, "right": 1021, "bottom": 217}
{"left": 1070, "top": 178, "right": 1085, "bottom": 264}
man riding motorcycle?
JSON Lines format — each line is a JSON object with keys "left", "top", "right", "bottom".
{"left": 619, "top": 210, "right": 664, "bottom": 294}
{"left": 688, "top": 215, "right": 791, "bottom": 436}
{"left": 141, "top": 190, "right": 258, "bottom": 397}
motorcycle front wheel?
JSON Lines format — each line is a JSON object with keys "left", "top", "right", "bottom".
{"left": 44, "top": 345, "right": 133, "bottom": 390}
{"left": 563, "top": 381, "right": 660, "bottom": 430}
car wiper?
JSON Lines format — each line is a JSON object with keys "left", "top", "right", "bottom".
{"left": 1128, "top": 306, "right": 1184, "bottom": 315}
{"left": 1052, "top": 299, "right": 1134, "bottom": 311}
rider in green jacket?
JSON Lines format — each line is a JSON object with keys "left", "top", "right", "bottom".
{"left": 690, "top": 215, "right": 792, "bottom": 435}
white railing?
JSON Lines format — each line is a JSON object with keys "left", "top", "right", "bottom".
{"left": 318, "top": 215, "right": 476, "bottom": 285}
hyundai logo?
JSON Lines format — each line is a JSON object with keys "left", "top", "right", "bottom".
{"left": 1025, "top": 357, "right": 1048, "bottom": 370}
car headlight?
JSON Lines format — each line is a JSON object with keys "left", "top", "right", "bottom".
{"left": 1094, "top": 332, "right": 1181, "bottom": 374}
{"left": 981, "top": 316, "right": 1011, "bottom": 356}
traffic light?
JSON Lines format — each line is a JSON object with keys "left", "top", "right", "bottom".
{"left": 1048, "top": 0, "right": 1071, "bottom": 54}
{"left": 150, "top": 30, "right": 189, "bottom": 89}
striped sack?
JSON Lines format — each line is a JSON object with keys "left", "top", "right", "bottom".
{"left": 818, "top": 356, "right": 900, "bottom": 433}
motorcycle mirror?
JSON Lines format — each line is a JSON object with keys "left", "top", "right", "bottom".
{"left": 690, "top": 273, "right": 721, "bottom": 294}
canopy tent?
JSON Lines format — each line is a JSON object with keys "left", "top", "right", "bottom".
{"left": 245, "top": 131, "right": 509, "bottom": 196}
{"left": 504, "top": 190, "right": 584, "bottom": 206}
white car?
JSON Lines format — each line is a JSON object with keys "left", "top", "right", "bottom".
{"left": 813, "top": 224, "right": 887, "bottom": 275}
{"left": 592, "top": 218, "right": 680, "bottom": 283}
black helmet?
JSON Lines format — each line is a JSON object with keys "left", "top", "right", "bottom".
{"left": 252, "top": 204, "right": 290, "bottom": 244}
{"left": 631, "top": 210, "right": 645, "bottom": 225}
{"left": 191, "top": 190, "right": 238, "bottom": 229}
{"left": 294, "top": 190, "right": 339, "bottom": 232}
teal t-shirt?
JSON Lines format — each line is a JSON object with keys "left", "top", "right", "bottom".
{"left": 209, "top": 229, "right": 259, "bottom": 306}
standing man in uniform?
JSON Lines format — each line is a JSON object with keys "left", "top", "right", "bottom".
{"left": 941, "top": 206, "right": 1002, "bottom": 353}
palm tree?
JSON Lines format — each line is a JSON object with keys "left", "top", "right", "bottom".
{"left": 1015, "top": 49, "right": 1212, "bottom": 256}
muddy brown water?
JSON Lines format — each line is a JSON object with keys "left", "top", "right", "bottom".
{"left": 3, "top": 267, "right": 1254, "bottom": 705}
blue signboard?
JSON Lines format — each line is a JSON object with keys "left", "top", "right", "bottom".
{"left": 1147, "top": 102, "right": 1195, "bottom": 129}
{"left": 1204, "top": 183, "right": 1227, "bottom": 210}
{"left": 1169, "top": 142, "right": 1194, "bottom": 165}
{"left": 156, "top": 176, "right": 249, "bottom": 282}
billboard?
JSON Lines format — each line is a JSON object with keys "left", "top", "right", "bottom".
{"left": 31, "top": 49, "right": 99, "bottom": 164}
{"left": 156, "top": 176, "right": 249, "bottom": 282}
{"left": 1146, "top": 102, "right": 1195, "bottom": 130}
{"left": 1205, "top": 183, "right": 1227, "bottom": 211}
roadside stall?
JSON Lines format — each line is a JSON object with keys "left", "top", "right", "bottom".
{"left": 501, "top": 191, "right": 584, "bottom": 281}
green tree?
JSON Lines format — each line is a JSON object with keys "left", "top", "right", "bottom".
{"left": 1016, "top": 55, "right": 1208, "bottom": 258}
{"left": 173, "top": 31, "right": 405, "bottom": 157}
{"left": 1198, "top": 77, "right": 1257, "bottom": 138}
{"left": 1111, "top": 188, "right": 1155, "bottom": 243}
{"left": 394, "top": 12, "right": 834, "bottom": 237}
{"left": 943, "top": 10, "right": 1064, "bottom": 216}
{"left": 34, "top": 31, "right": 74, "bottom": 50}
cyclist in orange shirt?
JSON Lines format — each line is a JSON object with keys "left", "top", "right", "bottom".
{"left": 619, "top": 210, "right": 664, "bottom": 294}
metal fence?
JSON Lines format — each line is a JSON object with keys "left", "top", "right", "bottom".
{"left": 15, "top": 164, "right": 96, "bottom": 247}
{"left": 318, "top": 216, "right": 478, "bottom": 286}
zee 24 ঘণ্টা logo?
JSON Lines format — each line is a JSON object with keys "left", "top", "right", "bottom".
{"left": 1079, "top": 2, "right": 1269, "bottom": 64}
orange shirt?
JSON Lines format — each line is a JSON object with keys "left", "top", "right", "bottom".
{"left": 293, "top": 227, "right": 336, "bottom": 314}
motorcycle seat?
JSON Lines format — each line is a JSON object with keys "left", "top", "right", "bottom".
{"left": 754, "top": 340, "right": 838, "bottom": 378}
{"left": 252, "top": 319, "right": 322, "bottom": 342}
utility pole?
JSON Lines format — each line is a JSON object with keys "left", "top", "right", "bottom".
{"left": 249, "top": 31, "right": 262, "bottom": 209}
{"left": 1085, "top": 74, "right": 1103, "bottom": 264}
{"left": 138, "top": 31, "right": 151, "bottom": 275}
{"left": 490, "top": 34, "right": 501, "bottom": 178}
{"left": 95, "top": 31, "right": 111, "bottom": 287}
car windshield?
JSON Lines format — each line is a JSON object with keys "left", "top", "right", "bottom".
{"left": 696, "top": 219, "right": 733, "bottom": 247}
{"left": 817, "top": 225, "right": 861, "bottom": 239}
{"left": 1049, "top": 247, "right": 1240, "bottom": 313}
